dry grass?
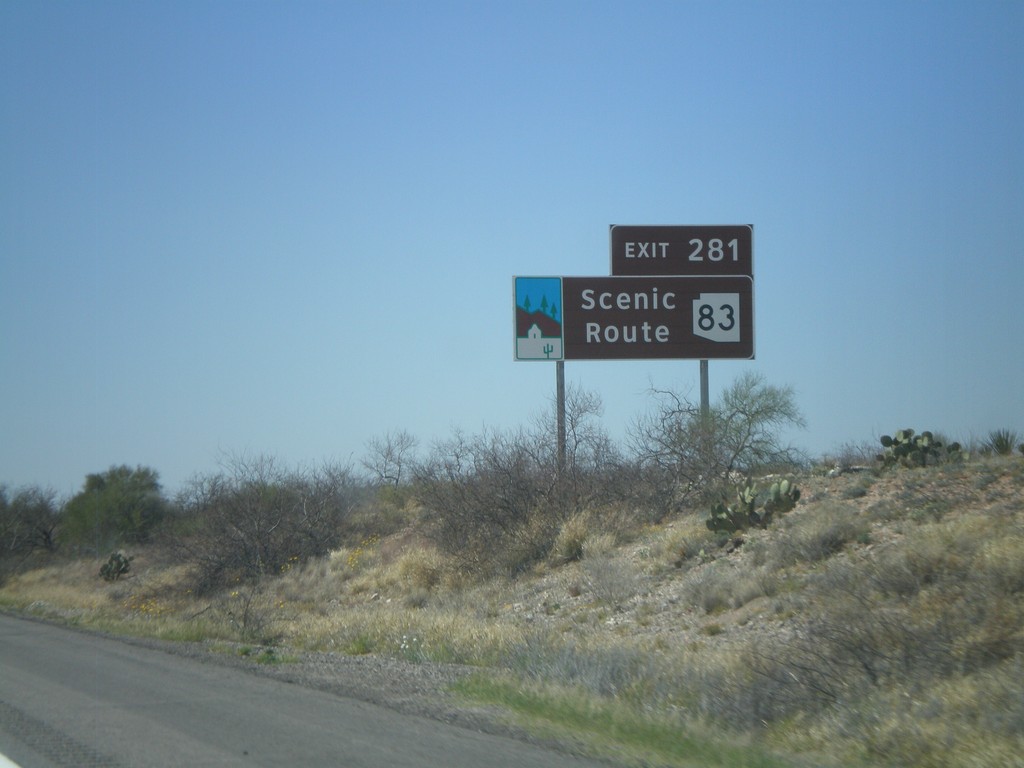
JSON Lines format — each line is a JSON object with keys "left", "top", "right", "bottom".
{"left": 2, "top": 456, "right": 1023, "bottom": 767}
{"left": 640, "top": 514, "right": 722, "bottom": 574}
{"left": 582, "top": 555, "right": 639, "bottom": 608}
{"left": 765, "top": 500, "right": 870, "bottom": 566}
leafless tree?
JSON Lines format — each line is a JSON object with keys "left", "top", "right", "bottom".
{"left": 1, "top": 485, "right": 59, "bottom": 556}
{"left": 361, "top": 429, "right": 418, "bottom": 486}
{"left": 1, "top": 485, "right": 60, "bottom": 582}
{"left": 629, "top": 371, "right": 806, "bottom": 514}
{"left": 531, "top": 384, "right": 626, "bottom": 510}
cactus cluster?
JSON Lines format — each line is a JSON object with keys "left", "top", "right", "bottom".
{"left": 877, "top": 429, "right": 963, "bottom": 469}
{"left": 764, "top": 478, "right": 801, "bottom": 517}
{"left": 706, "top": 479, "right": 800, "bottom": 534}
{"left": 100, "top": 551, "right": 134, "bottom": 581}
{"left": 707, "top": 485, "right": 757, "bottom": 533}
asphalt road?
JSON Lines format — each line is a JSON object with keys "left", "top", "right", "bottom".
{"left": 0, "top": 613, "right": 606, "bottom": 767}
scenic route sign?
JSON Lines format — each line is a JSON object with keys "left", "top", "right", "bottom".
{"left": 514, "top": 275, "right": 754, "bottom": 361}
{"left": 610, "top": 224, "right": 753, "bottom": 277}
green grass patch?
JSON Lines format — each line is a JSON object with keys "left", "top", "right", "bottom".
{"left": 249, "top": 646, "right": 298, "bottom": 665}
{"left": 451, "top": 673, "right": 796, "bottom": 768}
{"left": 222, "top": 644, "right": 299, "bottom": 665}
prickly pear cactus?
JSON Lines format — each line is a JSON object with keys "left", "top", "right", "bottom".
{"left": 706, "top": 481, "right": 800, "bottom": 533}
{"left": 707, "top": 484, "right": 756, "bottom": 533}
{"left": 763, "top": 478, "right": 801, "bottom": 517}
{"left": 878, "top": 429, "right": 964, "bottom": 469}
{"left": 100, "top": 551, "right": 134, "bottom": 581}
{"left": 706, "top": 501, "right": 738, "bottom": 533}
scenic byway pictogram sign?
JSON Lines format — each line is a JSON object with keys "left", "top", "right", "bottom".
{"left": 515, "top": 276, "right": 564, "bottom": 360}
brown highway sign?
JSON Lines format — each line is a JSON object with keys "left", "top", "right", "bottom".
{"left": 610, "top": 224, "right": 753, "bottom": 277}
{"left": 561, "top": 275, "right": 753, "bottom": 360}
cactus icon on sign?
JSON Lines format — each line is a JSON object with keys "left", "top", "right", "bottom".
{"left": 693, "top": 293, "right": 740, "bottom": 343}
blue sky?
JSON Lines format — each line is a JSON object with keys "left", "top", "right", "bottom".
{"left": 2, "top": 0, "right": 1022, "bottom": 497}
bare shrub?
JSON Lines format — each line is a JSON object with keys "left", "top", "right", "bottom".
{"left": 629, "top": 372, "right": 806, "bottom": 515}
{"left": 175, "top": 455, "right": 359, "bottom": 595}
{"left": 821, "top": 440, "right": 879, "bottom": 470}
{"left": 832, "top": 667, "right": 1024, "bottom": 768}
{"left": 413, "top": 426, "right": 609, "bottom": 576}
{"left": 0, "top": 485, "right": 60, "bottom": 583}
{"left": 411, "top": 385, "right": 633, "bottom": 576}
{"left": 361, "top": 429, "right": 418, "bottom": 486}
{"left": 686, "top": 560, "right": 739, "bottom": 614}
{"left": 224, "top": 582, "right": 279, "bottom": 643}
{"left": 413, "top": 427, "right": 551, "bottom": 575}
{"left": 735, "top": 586, "right": 956, "bottom": 729}
{"left": 535, "top": 385, "right": 629, "bottom": 511}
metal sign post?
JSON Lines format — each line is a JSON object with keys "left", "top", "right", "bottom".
{"left": 700, "top": 359, "right": 709, "bottom": 417}
{"left": 556, "top": 360, "right": 566, "bottom": 474}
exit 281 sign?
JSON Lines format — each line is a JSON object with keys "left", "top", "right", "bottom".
{"left": 514, "top": 275, "right": 753, "bottom": 361}
{"left": 610, "top": 225, "right": 753, "bottom": 277}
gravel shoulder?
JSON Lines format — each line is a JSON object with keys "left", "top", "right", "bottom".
{"left": 104, "top": 630, "right": 534, "bottom": 743}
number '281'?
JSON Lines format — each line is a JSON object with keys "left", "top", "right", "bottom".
{"left": 688, "top": 238, "right": 739, "bottom": 262}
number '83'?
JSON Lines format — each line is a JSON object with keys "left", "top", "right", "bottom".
{"left": 697, "top": 302, "right": 735, "bottom": 332}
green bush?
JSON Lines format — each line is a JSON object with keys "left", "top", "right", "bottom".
{"left": 61, "top": 466, "right": 168, "bottom": 553}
